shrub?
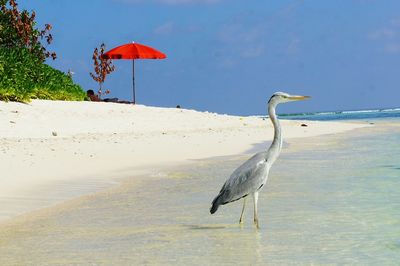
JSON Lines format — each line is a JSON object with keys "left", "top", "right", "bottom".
{"left": 90, "top": 43, "right": 115, "bottom": 98}
{"left": 0, "top": 0, "right": 86, "bottom": 102}
{"left": 0, "top": 47, "right": 86, "bottom": 102}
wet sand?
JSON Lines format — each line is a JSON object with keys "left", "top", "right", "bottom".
{"left": 1, "top": 121, "right": 399, "bottom": 265}
{"left": 0, "top": 100, "right": 367, "bottom": 222}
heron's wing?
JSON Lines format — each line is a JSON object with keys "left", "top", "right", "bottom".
{"left": 218, "top": 152, "right": 268, "bottom": 204}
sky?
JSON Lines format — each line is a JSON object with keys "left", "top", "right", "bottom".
{"left": 18, "top": 0, "right": 400, "bottom": 115}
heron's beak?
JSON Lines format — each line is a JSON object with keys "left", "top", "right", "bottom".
{"left": 288, "top": 95, "right": 311, "bottom": 101}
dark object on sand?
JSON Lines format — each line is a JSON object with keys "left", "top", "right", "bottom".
{"left": 301, "top": 123, "right": 308, "bottom": 127}
{"left": 103, "top": 98, "right": 119, "bottom": 103}
{"left": 87, "top": 89, "right": 100, "bottom": 102}
{"left": 86, "top": 90, "right": 131, "bottom": 104}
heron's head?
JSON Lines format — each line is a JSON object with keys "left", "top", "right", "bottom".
{"left": 268, "top": 92, "right": 310, "bottom": 105}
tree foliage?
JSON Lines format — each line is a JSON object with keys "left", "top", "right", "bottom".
{"left": 0, "top": 0, "right": 56, "bottom": 61}
{"left": 90, "top": 43, "right": 115, "bottom": 97}
{"left": 0, "top": 0, "right": 86, "bottom": 102}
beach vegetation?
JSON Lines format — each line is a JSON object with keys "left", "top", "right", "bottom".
{"left": 90, "top": 43, "right": 115, "bottom": 99}
{"left": 0, "top": 47, "right": 86, "bottom": 102}
{"left": 0, "top": 0, "right": 56, "bottom": 61}
{"left": 0, "top": 0, "right": 86, "bottom": 102}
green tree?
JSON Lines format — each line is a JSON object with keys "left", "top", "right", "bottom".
{"left": 0, "top": 0, "right": 56, "bottom": 61}
{"left": 0, "top": 0, "right": 86, "bottom": 102}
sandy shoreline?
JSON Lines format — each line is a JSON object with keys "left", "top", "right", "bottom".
{"left": 0, "top": 100, "right": 369, "bottom": 222}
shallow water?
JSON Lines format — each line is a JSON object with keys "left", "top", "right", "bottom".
{"left": 0, "top": 120, "right": 399, "bottom": 265}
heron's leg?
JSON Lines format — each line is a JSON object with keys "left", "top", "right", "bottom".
{"left": 253, "top": 191, "right": 260, "bottom": 229}
{"left": 239, "top": 197, "right": 247, "bottom": 224}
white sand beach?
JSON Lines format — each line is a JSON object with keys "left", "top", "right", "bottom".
{"left": 0, "top": 100, "right": 369, "bottom": 222}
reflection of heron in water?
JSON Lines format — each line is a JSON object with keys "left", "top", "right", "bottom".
{"left": 210, "top": 92, "right": 310, "bottom": 228}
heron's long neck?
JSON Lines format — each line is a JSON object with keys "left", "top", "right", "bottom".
{"left": 266, "top": 103, "right": 282, "bottom": 163}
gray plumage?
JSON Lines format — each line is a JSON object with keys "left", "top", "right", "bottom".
{"left": 210, "top": 92, "right": 310, "bottom": 228}
{"left": 210, "top": 152, "right": 268, "bottom": 213}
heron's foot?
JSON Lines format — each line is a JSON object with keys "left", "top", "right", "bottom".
{"left": 254, "top": 218, "right": 260, "bottom": 229}
{"left": 239, "top": 218, "right": 244, "bottom": 225}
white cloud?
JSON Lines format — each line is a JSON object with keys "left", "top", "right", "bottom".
{"left": 153, "top": 21, "right": 201, "bottom": 36}
{"left": 159, "top": 0, "right": 220, "bottom": 4}
{"left": 241, "top": 44, "right": 265, "bottom": 58}
{"left": 368, "top": 28, "right": 396, "bottom": 40}
{"left": 217, "top": 57, "right": 236, "bottom": 69}
{"left": 218, "top": 21, "right": 264, "bottom": 44}
{"left": 385, "top": 43, "right": 400, "bottom": 53}
{"left": 217, "top": 19, "right": 267, "bottom": 59}
{"left": 368, "top": 17, "right": 400, "bottom": 53}
{"left": 118, "top": 0, "right": 221, "bottom": 5}
{"left": 214, "top": 1, "right": 306, "bottom": 64}
{"left": 154, "top": 22, "right": 175, "bottom": 35}
{"left": 390, "top": 18, "right": 400, "bottom": 27}
{"left": 286, "top": 38, "right": 300, "bottom": 54}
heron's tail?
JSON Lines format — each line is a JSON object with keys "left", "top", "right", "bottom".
{"left": 210, "top": 194, "right": 222, "bottom": 214}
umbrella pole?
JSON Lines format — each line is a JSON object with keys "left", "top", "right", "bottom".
{"left": 132, "top": 59, "right": 136, "bottom": 104}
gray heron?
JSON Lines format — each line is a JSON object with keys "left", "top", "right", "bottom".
{"left": 210, "top": 92, "right": 310, "bottom": 228}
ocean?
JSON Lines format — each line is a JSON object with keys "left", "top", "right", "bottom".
{"left": 279, "top": 107, "right": 400, "bottom": 121}
{"left": 0, "top": 112, "right": 399, "bottom": 265}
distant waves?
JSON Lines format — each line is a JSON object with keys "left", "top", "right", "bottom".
{"left": 271, "top": 108, "right": 400, "bottom": 121}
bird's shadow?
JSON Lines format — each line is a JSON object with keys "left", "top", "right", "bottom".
{"left": 182, "top": 224, "right": 232, "bottom": 230}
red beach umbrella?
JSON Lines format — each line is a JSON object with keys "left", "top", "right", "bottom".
{"left": 102, "top": 42, "right": 167, "bottom": 104}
